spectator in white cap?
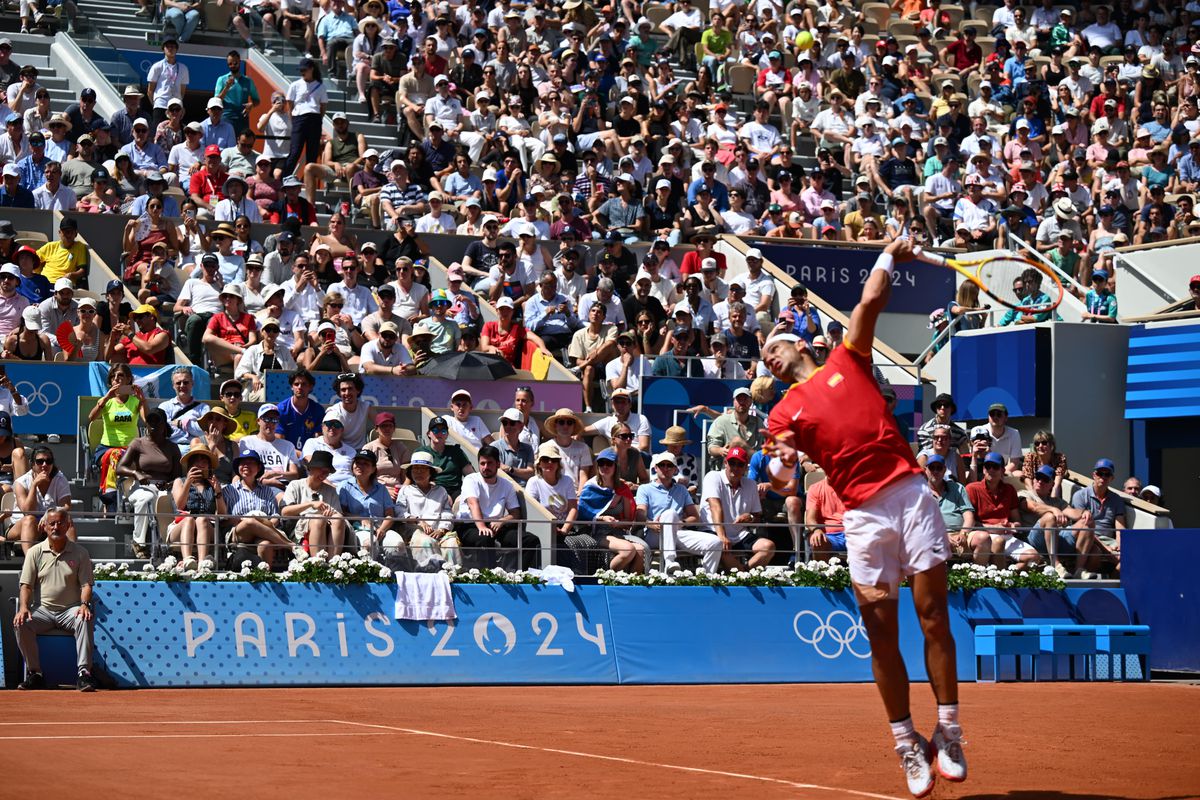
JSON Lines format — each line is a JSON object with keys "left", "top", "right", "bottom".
{"left": 0, "top": 263, "right": 29, "bottom": 343}
{"left": 442, "top": 388, "right": 493, "bottom": 449}
{"left": 235, "top": 316, "right": 298, "bottom": 400}
{"left": 199, "top": 97, "right": 235, "bottom": 151}
{"left": 598, "top": 172, "right": 645, "bottom": 242}
{"left": 494, "top": 407, "right": 535, "bottom": 485}
{"left": 238, "top": 403, "right": 303, "bottom": 489}
{"left": 36, "top": 277, "right": 78, "bottom": 356}
{"left": 303, "top": 111, "right": 365, "bottom": 205}
{"left": 424, "top": 73, "right": 464, "bottom": 138}
{"left": 584, "top": 387, "right": 652, "bottom": 451}
{"left": 350, "top": 148, "right": 386, "bottom": 228}
{"left": 202, "top": 283, "right": 259, "bottom": 370}
{"left": 637, "top": 451, "right": 722, "bottom": 573}
{"left": 5, "top": 305, "right": 50, "bottom": 361}
{"left": 302, "top": 407, "right": 358, "bottom": 486}
{"left": 359, "top": 319, "right": 414, "bottom": 376}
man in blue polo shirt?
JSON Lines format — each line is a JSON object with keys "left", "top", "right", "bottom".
{"left": 635, "top": 451, "right": 721, "bottom": 572}
{"left": 1071, "top": 457, "right": 1125, "bottom": 579}
{"left": 275, "top": 367, "right": 325, "bottom": 448}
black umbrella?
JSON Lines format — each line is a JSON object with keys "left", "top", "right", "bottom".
{"left": 421, "top": 351, "right": 517, "bottom": 381}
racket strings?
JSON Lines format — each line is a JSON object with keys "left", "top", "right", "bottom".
{"left": 977, "top": 258, "right": 1062, "bottom": 312}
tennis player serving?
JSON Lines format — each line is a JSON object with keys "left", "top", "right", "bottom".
{"left": 762, "top": 238, "right": 965, "bottom": 798}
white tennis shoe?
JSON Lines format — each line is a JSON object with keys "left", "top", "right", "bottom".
{"left": 896, "top": 735, "right": 935, "bottom": 798}
{"left": 932, "top": 723, "right": 968, "bottom": 782}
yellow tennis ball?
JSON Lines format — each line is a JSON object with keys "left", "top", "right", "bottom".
{"left": 795, "top": 30, "right": 814, "bottom": 51}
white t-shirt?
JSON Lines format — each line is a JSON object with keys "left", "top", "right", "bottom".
{"left": 178, "top": 277, "right": 223, "bottom": 315}
{"left": 260, "top": 111, "right": 292, "bottom": 159}
{"left": 552, "top": 437, "right": 593, "bottom": 488}
{"left": 146, "top": 58, "right": 190, "bottom": 109}
{"left": 14, "top": 470, "right": 71, "bottom": 518}
{"left": 524, "top": 473, "right": 576, "bottom": 518}
{"left": 455, "top": 473, "right": 519, "bottom": 520}
{"left": 326, "top": 401, "right": 373, "bottom": 450}
{"left": 359, "top": 338, "right": 412, "bottom": 371}
{"left": 238, "top": 434, "right": 300, "bottom": 475}
{"left": 443, "top": 414, "right": 490, "bottom": 449}
{"left": 605, "top": 355, "right": 654, "bottom": 394}
{"left": 700, "top": 469, "right": 762, "bottom": 543}
{"left": 301, "top": 438, "right": 357, "bottom": 485}
{"left": 286, "top": 78, "right": 329, "bottom": 116}
{"left": 388, "top": 280, "right": 429, "bottom": 321}
{"left": 592, "top": 413, "right": 651, "bottom": 443}
{"left": 972, "top": 424, "right": 1024, "bottom": 464}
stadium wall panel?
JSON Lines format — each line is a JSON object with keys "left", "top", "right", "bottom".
{"left": 1121, "top": 529, "right": 1200, "bottom": 672}
{"left": 68, "top": 583, "right": 1132, "bottom": 688}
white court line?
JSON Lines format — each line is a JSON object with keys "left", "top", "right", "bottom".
{"left": 0, "top": 720, "right": 329, "bottom": 726}
{"left": 328, "top": 719, "right": 904, "bottom": 800}
{"left": 0, "top": 732, "right": 393, "bottom": 742}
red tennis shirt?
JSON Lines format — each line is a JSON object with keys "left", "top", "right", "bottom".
{"left": 768, "top": 341, "right": 920, "bottom": 510}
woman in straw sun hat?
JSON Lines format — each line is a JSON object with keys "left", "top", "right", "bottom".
{"left": 399, "top": 449, "right": 458, "bottom": 567}
{"left": 168, "top": 442, "right": 225, "bottom": 569}
{"left": 543, "top": 407, "right": 594, "bottom": 489}
{"left": 659, "top": 425, "right": 699, "bottom": 494}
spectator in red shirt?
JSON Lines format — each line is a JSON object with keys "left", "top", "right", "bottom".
{"left": 202, "top": 283, "right": 259, "bottom": 371}
{"left": 267, "top": 176, "right": 318, "bottom": 226}
{"left": 679, "top": 233, "right": 726, "bottom": 276}
{"left": 113, "top": 304, "right": 170, "bottom": 365}
{"left": 965, "top": 452, "right": 1037, "bottom": 567}
{"left": 420, "top": 38, "right": 447, "bottom": 78}
{"left": 942, "top": 29, "right": 982, "bottom": 72}
{"left": 188, "top": 144, "right": 228, "bottom": 215}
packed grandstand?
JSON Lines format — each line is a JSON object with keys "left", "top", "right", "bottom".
{"left": 0, "top": 0, "right": 1186, "bottom": 581}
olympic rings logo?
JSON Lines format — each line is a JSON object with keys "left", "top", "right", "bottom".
{"left": 792, "top": 609, "right": 872, "bottom": 660}
{"left": 14, "top": 381, "right": 62, "bottom": 417}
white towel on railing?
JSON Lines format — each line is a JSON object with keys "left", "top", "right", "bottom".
{"left": 394, "top": 572, "right": 456, "bottom": 621}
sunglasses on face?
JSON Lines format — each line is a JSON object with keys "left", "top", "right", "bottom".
{"left": 1095, "top": 470, "right": 1113, "bottom": 478}
{"left": 34, "top": 458, "right": 53, "bottom": 465}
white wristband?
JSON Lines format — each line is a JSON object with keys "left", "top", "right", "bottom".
{"left": 872, "top": 252, "right": 895, "bottom": 276}
{"left": 768, "top": 456, "right": 793, "bottom": 480}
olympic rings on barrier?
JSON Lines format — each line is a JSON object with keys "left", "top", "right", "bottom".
{"left": 792, "top": 609, "right": 872, "bottom": 659}
{"left": 15, "top": 380, "right": 63, "bottom": 417}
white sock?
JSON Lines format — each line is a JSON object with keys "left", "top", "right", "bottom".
{"left": 937, "top": 703, "right": 960, "bottom": 732}
{"left": 890, "top": 716, "right": 917, "bottom": 748}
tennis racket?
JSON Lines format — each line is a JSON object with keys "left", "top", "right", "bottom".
{"left": 913, "top": 248, "right": 1065, "bottom": 314}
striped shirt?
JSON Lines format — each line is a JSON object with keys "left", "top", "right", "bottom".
{"left": 220, "top": 480, "right": 280, "bottom": 518}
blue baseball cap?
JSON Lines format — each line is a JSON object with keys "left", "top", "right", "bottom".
{"left": 1094, "top": 458, "right": 1115, "bottom": 472}
{"left": 983, "top": 452, "right": 1005, "bottom": 467}
{"left": 105, "top": 278, "right": 123, "bottom": 294}
{"left": 1036, "top": 465, "right": 1055, "bottom": 480}
{"left": 596, "top": 448, "right": 617, "bottom": 464}
{"left": 1091, "top": 270, "right": 1109, "bottom": 281}
{"left": 925, "top": 454, "right": 946, "bottom": 466}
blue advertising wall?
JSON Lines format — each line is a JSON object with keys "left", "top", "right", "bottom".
{"left": 950, "top": 327, "right": 1050, "bottom": 419}
{"left": 1121, "top": 530, "right": 1200, "bottom": 672}
{"left": 264, "top": 371, "right": 580, "bottom": 412}
{"left": 753, "top": 242, "right": 955, "bottom": 314}
{"left": 86, "top": 582, "right": 1133, "bottom": 688}
{"left": 6, "top": 362, "right": 210, "bottom": 436}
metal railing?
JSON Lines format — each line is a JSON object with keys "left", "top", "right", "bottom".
{"left": 914, "top": 308, "right": 992, "bottom": 366}
{"left": 11, "top": 508, "right": 1125, "bottom": 578}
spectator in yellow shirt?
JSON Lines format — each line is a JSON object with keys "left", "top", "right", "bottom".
{"left": 36, "top": 217, "right": 88, "bottom": 285}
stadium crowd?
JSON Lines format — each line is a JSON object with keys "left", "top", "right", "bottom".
{"left": 0, "top": 0, "right": 1178, "bottom": 577}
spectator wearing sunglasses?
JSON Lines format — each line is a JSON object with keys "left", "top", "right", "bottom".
{"left": 1069, "top": 458, "right": 1125, "bottom": 578}
{"left": 1019, "top": 465, "right": 1084, "bottom": 579}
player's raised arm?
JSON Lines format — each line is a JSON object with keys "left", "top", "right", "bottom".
{"left": 846, "top": 238, "right": 915, "bottom": 353}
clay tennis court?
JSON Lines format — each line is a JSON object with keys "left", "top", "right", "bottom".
{"left": 2, "top": 683, "right": 1196, "bottom": 799}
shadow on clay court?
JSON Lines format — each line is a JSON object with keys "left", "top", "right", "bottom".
{"left": 958, "top": 793, "right": 1197, "bottom": 800}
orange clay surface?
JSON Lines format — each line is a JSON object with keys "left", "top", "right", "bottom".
{"left": 0, "top": 682, "right": 1197, "bottom": 799}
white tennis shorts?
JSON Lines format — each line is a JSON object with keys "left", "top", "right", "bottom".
{"left": 841, "top": 474, "right": 951, "bottom": 594}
